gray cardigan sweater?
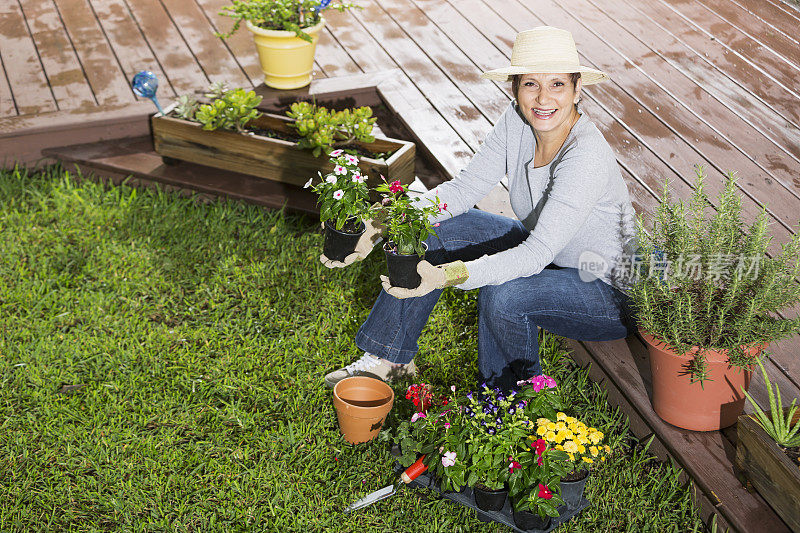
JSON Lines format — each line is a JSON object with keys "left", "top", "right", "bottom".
{"left": 421, "top": 102, "right": 636, "bottom": 290}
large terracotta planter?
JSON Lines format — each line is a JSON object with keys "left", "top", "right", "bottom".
{"left": 640, "top": 329, "right": 760, "bottom": 431}
{"left": 333, "top": 377, "right": 394, "bottom": 444}
{"left": 246, "top": 18, "right": 325, "bottom": 90}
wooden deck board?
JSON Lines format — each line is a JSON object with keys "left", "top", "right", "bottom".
{"left": 738, "top": 0, "right": 800, "bottom": 42}
{"left": 352, "top": 0, "right": 494, "bottom": 152}
{"left": 315, "top": 27, "right": 362, "bottom": 78}
{"left": 124, "top": 0, "right": 211, "bottom": 94}
{"left": 86, "top": 0, "right": 173, "bottom": 98}
{"left": 0, "top": 51, "right": 18, "bottom": 116}
{"left": 194, "top": 0, "right": 262, "bottom": 86}
{"left": 0, "top": 0, "right": 57, "bottom": 114}
{"left": 18, "top": 0, "right": 96, "bottom": 110}
{"left": 51, "top": 0, "right": 134, "bottom": 106}
{"left": 159, "top": 0, "right": 250, "bottom": 89}
{"left": 658, "top": 0, "right": 800, "bottom": 94}
{"left": 322, "top": 10, "right": 397, "bottom": 72}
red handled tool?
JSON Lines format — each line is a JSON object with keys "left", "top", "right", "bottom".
{"left": 343, "top": 456, "right": 428, "bottom": 513}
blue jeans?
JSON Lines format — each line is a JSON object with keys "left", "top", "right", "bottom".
{"left": 355, "top": 209, "right": 637, "bottom": 390}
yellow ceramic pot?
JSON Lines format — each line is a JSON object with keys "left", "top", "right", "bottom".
{"left": 246, "top": 18, "right": 325, "bottom": 90}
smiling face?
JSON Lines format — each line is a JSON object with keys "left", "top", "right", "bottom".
{"left": 515, "top": 73, "right": 582, "bottom": 136}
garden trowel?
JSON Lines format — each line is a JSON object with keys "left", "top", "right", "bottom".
{"left": 343, "top": 456, "right": 427, "bottom": 513}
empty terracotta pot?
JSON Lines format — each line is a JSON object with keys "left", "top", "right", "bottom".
{"left": 333, "top": 377, "right": 394, "bottom": 444}
{"left": 641, "top": 329, "right": 761, "bottom": 431}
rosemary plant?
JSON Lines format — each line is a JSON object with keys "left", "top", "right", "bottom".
{"left": 628, "top": 167, "right": 800, "bottom": 382}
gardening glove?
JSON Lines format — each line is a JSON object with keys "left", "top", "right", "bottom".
{"left": 381, "top": 260, "right": 469, "bottom": 299}
{"left": 319, "top": 215, "right": 384, "bottom": 268}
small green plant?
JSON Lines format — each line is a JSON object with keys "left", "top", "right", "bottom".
{"left": 303, "top": 150, "right": 370, "bottom": 231}
{"left": 743, "top": 358, "right": 800, "bottom": 447}
{"left": 628, "top": 166, "right": 800, "bottom": 382}
{"left": 216, "top": 0, "right": 357, "bottom": 42}
{"left": 287, "top": 102, "right": 376, "bottom": 157}
{"left": 195, "top": 88, "right": 262, "bottom": 133}
{"left": 172, "top": 95, "right": 199, "bottom": 120}
{"left": 375, "top": 178, "right": 443, "bottom": 257}
{"left": 204, "top": 81, "right": 230, "bottom": 99}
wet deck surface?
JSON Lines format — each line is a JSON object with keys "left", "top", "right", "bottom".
{"left": 2, "top": 0, "right": 800, "bottom": 530}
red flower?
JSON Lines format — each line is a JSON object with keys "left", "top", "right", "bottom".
{"left": 532, "top": 438, "right": 547, "bottom": 456}
{"left": 538, "top": 484, "right": 553, "bottom": 500}
{"left": 509, "top": 460, "right": 522, "bottom": 473}
{"left": 389, "top": 180, "right": 404, "bottom": 193}
{"left": 537, "top": 456, "right": 543, "bottom": 466}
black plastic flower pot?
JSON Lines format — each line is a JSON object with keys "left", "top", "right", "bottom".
{"left": 512, "top": 508, "right": 551, "bottom": 531}
{"left": 323, "top": 219, "right": 365, "bottom": 262}
{"left": 383, "top": 242, "right": 426, "bottom": 289}
{"left": 473, "top": 484, "right": 507, "bottom": 512}
{"left": 560, "top": 471, "right": 590, "bottom": 511}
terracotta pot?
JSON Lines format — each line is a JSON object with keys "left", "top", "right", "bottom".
{"left": 333, "top": 377, "right": 394, "bottom": 444}
{"left": 640, "top": 329, "right": 761, "bottom": 431}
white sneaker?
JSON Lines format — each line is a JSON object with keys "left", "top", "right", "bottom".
{"left": 324, "top": 353, "right": 417, "bottom": 388}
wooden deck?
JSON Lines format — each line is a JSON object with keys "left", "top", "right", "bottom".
{"left": 3, "top": 0, "right": 800, "bottom": 530}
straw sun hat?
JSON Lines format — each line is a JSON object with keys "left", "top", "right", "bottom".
{"left": 482, "top": 26, "right": 609, "bottom": 85}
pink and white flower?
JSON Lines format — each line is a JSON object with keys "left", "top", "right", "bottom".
{"left": 332, "top": 189, "right": 344, "bottom": 200}
{"left": 441, "top": 451, "right": 457, "bottom": 467}
{"left": 334, "top": 165, "right": 347, "bottom": 175}
{"left": 351, "top": 172, "right": 365, "bottom": 183}
{"left": 410, "top": 411, "right": 427, "bottom": 422}
{"left": 344, "top": 154, "right": 359, "bottom": 165}
{"left": 329, "top": 149, "right": 344, "bottom": 157}
{"left": 325, "top": 174, "right": 337, "bottom": 184}
{"left": 303, "top": 177, "right": 314, "bottom": 189}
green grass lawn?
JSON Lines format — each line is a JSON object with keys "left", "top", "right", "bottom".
{"left": 0, "top": 166, "right": 705, "bottom": 532}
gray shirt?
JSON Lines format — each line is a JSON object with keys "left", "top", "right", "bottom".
{"left": 421, "top": 101, "right": 636, "bottom": 290}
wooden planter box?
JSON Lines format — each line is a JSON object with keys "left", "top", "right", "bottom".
{"left": 735, "top": 410, "right": 800, "bottom": 532}
{"left": 151, "top": 103, "right": 415, "bottom": 190}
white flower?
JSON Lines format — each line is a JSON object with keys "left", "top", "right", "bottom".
{"left": 441, "top": 451, "right": 457, "bottom": 468}
{"left": 351, "top": 172, "right": 365, "bottom": 183}
{"left": 303, "top": 177, "right": 314, "bottom": 189}
{"left": 334, "top": 165, "right": 347, "bottom": 175}
{"left": 411, "top": 412, "right": 427, "bottom": 423}
{"left": 325, "top": 174, "right": 337, "bottom": 184}
{"left": 332, "top": 189, "right": 344, "bottom": 200}
{"left": 344, "top": 154, "right": 359, "bottom": 165}
{"left": 329, "top": 149, "right": 344, "bottom": 157}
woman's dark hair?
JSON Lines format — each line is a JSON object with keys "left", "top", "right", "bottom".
{"left": 511, "top": 72, "right": 581, "bottom": 102}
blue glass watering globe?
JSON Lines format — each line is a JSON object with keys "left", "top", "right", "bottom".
{"left": 132, "top": 71, "right": 164, "bottom": 115}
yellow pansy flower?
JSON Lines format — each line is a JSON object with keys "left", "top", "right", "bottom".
{"left": 555, "top": 421, "right": 567, "bottom": 432}
{"left": 564, "top": 431, "right": 575, "bottom": 441}
{"left": 577, "top": 444, "right": 586, "bottom": 454}
{"left": 537, "top": 426, "right": 547, "bottom": 436}
{"left": 537, "top": 418, "right": 551, "bottom": 426}
{"left": 546, "top": 431, "right": 557, "bottom": 442}
{"left": 546, "top": 422, "right": 557, "bottom": 431}
{"left": 556, "top": 444, "right": 564, "bottom": 451}
{"left": 582, "top": 457, "right": 593, "bottom": 464}
{"left": 589, "top": 432, "right": 603, "bottom": 445}
{"left": 556, "top": 412, "right": 567, "bottom": 421}
{"left": 588, "top": 427, "right": 597, "bottom": 433}
{"left": 604, "top": 445, "right": 612, "bottom": 454}
{"left": 566, "top": 416, "right": 577, "bottom": 425}
{"left": 563, "top": 440, "right": 579, "bottom": 454}
{"left": 577, "top": 435, "right": 589, "bottom": 445}
{"left": 590, "top": 446, "right": 599, "bottom": 457}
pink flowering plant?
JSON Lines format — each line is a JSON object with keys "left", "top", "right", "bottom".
{"left": 303, "top": 151, "right": 370, "bottom": 231}
{"left": 375, "top": 177, "right": 446, "bottom": 256}
{"left": 507, "top": 437, "right": 569, "bottom": 518}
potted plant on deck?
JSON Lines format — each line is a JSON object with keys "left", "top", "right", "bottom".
{"left": 303, "top": 151, "right": 370, "bottom": 261}
{"left": 735, "top": 359, "right": 800, "bottom": 530}
{"left": 151, "top": 86, "right": 415, "bottom": 189}
{"left": 626, "top": 167, "right": 800, "bottom": 431}
{"left": 375, "top": 179, "right": 445, "bottom": 289}
{"left": 217, "top": 0, "right": 357, "bottom": 89}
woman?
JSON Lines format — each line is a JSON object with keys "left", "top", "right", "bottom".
{"left": 323, "top": 26, "right": 638, "bottom": 390}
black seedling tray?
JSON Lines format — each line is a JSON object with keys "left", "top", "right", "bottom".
{"left": 406, "top": 472, "right": 589, "bottom": 533}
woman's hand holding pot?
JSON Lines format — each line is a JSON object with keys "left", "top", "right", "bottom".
{"left": 381, "top": 260, "right": 469, "bottom": 298}
{"left": 320, "top": 216, "right": 384, "bottom": 268}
